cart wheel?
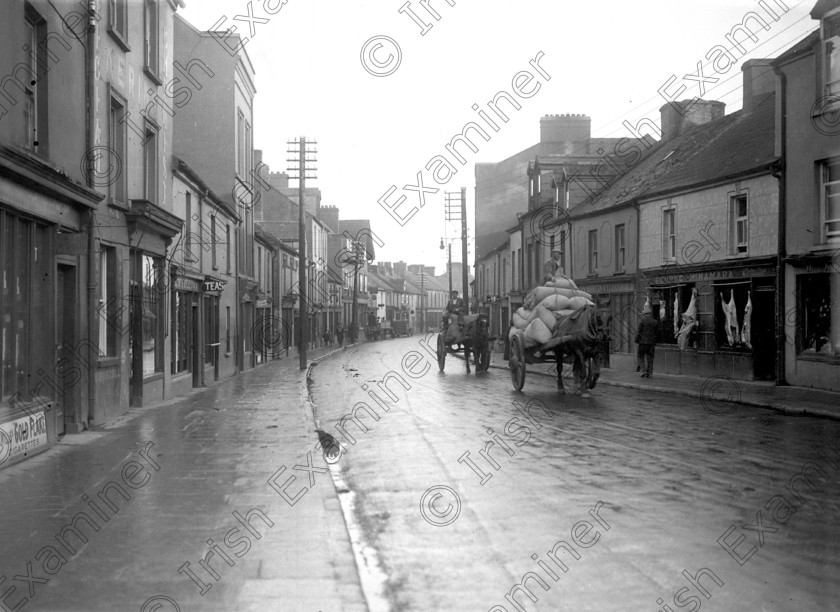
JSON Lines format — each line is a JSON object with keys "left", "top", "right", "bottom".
{"left": 509, "top": 334, "right": 526, "bottom": 391}
{"left": 437, "top": 333, "right": 446, "bottom": 371}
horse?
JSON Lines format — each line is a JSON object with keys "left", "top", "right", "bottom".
{"left": 551, "top": 305, "right": 608, "bottom": 398}
{"left": 441, "top": 312, "right": 491, "bottom": 375}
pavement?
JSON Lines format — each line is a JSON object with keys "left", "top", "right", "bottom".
{"left": 486, "top": 349, "right": 840, "bottom": 421}
{"left": 0, "top": 342, "right": 366, "bottom": 611}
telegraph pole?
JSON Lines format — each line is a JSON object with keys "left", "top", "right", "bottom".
{"left": 460, "top": 187, "right": 468, "bottom": 314}
{"left": 445, "top": 189, "right": 469, "bottom": 314}
{"left": 287, "top": 136, "right": 317, "bottom": 370}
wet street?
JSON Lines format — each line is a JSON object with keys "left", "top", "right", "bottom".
{"left": 1, "top": 337, "right": 839, "bottom": 611}
{"left": 308, "top": 336, "right": 840, "bottom": 612}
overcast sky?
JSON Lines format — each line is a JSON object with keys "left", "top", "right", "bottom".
{"left": 180, "top": 0, "right": 817, "bottom": 272}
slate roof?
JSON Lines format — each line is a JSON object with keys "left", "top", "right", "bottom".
{"left": 570, "top": 93, "right": 777, "bottom": 217}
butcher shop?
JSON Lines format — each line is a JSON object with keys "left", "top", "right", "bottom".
{"left": 639, "top": 260, "right": 778, "bottom": 382}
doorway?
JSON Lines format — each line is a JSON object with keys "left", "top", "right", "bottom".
{"left": 56, "top": 265, "right": 77, "bottom": 435}
{"left": 752, "top": 283, "right": 776, "bottom": 380}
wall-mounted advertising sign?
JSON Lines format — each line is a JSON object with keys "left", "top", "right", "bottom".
{"left": 204, "top": 281, "right": 226, "bottom": 292}
{"left": 0, "top": 412, "right": 47, "bottom": 466}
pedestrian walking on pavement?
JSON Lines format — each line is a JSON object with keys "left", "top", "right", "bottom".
{"left": 336, "top": 322, "right": 344, "bottom": 347}
{"left": 635, "top": 304, "right": 659, "bottom": 378}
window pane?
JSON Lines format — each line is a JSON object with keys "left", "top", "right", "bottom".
{"left": 826, "top": 161, "right": 840, "bottom": 183}
{"left": 827, "top": 194, "right": 840, "bottom": 221}
{"left": 2, "top": 214, "right": 12, "bottom": 399}
{"left": 142, "top": 255, "right": 157, "bottom": 376}
{"left": 14, "top": 219, "right": 30, "bottom": 394}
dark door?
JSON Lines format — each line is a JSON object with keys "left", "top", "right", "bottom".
{"left": 192, "top": 301, "right": 200, "bottom": 387}
{"left": 56, "top": 266, "right": 76, "bottom": 435}
{"left": 752, "top": 286, "right": 776, "bottom": 380}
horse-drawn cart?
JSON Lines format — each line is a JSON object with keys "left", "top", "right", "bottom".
{"left": 392, "top": 318, "right": 411, "bottom": 337}
{"left": 436, "top": 313, "right": 491, "bottom": 375}
{"left": 507, "top": 276, "right": 606, "bottom": 397}
{"left": 508, "top": 304, "right": 602, "bottom": 397}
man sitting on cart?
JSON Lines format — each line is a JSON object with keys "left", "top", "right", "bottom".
{"left": 445, "top": 290, "right": 466, "bottom": 330}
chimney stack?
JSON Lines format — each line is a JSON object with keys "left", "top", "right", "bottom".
{"left": 320, "top": 205, "right": 339, "bottom": 233}
{"left": 659, "top": 100, "right": 726, "bottom": 140}
{"left": 540, "top": 114, "right": 591, "bottom": 144}
{"left": 741, "top": 59, "right": 775, "bottom": 113}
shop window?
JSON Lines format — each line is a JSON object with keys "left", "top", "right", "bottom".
{"left": 798, "top": 273, "right": 833, "bottom": 355}
{"left": 98, "top": 246, "right": 118, "bottom": 357}
{"left": 225, "top": 306, "right": 231, "bottom": 354}
{"left": 0, "top": 214, "right": 36, "bottom": 400}
{"left": 141, "top": 254, "right": 163, "bottom": 375}
{"left": 730, "top": 195, "right": 749, "bottom": 255}
{"left": 0, "top": 217, "right": 53, "bottom": 408}
{"left": 588, "top": 230, "right": 598, "bottom": 274}
{"left": 822, "top": 157, "right": 840, "bottom": 244}
{"left": 663, "top": 208, "right": 676, "bottom": 262}
{"left": 652, "top": 284, "right": 695, "bottom": 345}
{"left": 171, "top": 290, "right": 190, "bottom": 374}
{"left": 615, "top": 224, "right": 626, "bottom": 272}
{"left": 824, "top": 11, "right": 840, "bottom": 96}
{"left": 715, "top": 283, "right": 751, "bottom": 349}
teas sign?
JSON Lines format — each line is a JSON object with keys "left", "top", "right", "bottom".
{"left": 0, "top": 412, "right": 47, "bottom": 465}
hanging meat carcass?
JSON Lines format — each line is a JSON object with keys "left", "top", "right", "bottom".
{"left": 741, "top": 291, "right": 752, "bottom": 349}
{"left": 673, "top": 291, "right": 680, "bottom": 339}
{"left": 676, "top": 288, "right": 698, "bottom": 350}
{"left": 721, "top": 290, "right": 739, "bottom": 346}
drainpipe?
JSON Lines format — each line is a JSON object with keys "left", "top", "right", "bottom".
{"left": 772, "top": 64, "right": 787, "bottom": 386}
{"left": 85, "top": 0, "right": 97, "bottom": 426}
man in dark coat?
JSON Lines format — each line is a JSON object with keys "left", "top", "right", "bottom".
{"left": 446, "top": 290, "right": 466, "bottom": 328}
{"left": 635, "top": 304, "right": 659, "bottom": 378}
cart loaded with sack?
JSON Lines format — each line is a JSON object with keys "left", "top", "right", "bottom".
{"left": 507, "top": 275, "right": 604, "bottom": 397}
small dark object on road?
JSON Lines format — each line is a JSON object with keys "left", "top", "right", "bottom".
{"left": 315, "top": 429, "right": 341, "bottom": 461}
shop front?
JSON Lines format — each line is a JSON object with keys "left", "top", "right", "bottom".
{"left": 170, "top": 272, "right": 203, "bottom": 397}
{"left": 0, "top": 146, "right": 101, "bottom": 467}
{"left": 203, "top": 278, "right": 225, "bottom": 382}
{"left": 784, "top": 252, "right": 840, "bottom": 391}
{"left": 125, "top": 201, "right": 182, "bottom": 407}
{"left": 639, "top": 257, "right": 777, "bottom": 381}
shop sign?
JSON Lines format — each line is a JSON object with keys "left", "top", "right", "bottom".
{"left": 204, "top": 280, "right": 227, "bottom": 292}
{"left": 256, "top": 298, "right": 269, "bottom": 308}
{"left": 174, "top": 276, "right": 201, "bottom": 292}
{"left": 0, "top": 412, "right": 47, "bottom": 465}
